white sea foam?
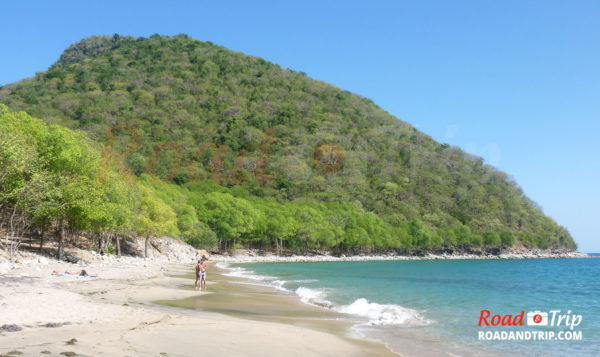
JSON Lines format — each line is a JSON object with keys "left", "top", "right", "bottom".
{"left": 217, "top": 262, "right": 290, "bottom": 291}
{"left": 334, "top": 298, "right": 424, "bottom": 326}
{"left": 271, "top": 280, "right": 288, "bottom": 291}
{"left": 215, "top": 262, "right": 230, "bottom": 269}
{"left": 222, "top": 266, "right": 277, "bottom": 281}
{"left": 294, "top": 287, "right": 333, "bottom": 307}
{"left": 292, "top": 279, "right": 319, "bottom": 283}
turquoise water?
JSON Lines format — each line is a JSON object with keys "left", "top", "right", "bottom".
{"left": 223, "top": 258, "right": 600, "bottom": 356}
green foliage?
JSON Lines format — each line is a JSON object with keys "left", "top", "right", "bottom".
{"left": 470, "top": 234, "right": 482, "bottom": 246}
{"left": 407, "top": 220, "right": 431, "bottom": 248}
{"left": 454, "top": 225, "right": 471, "bottom": 246}
{"left": 500, "top": 231, "right": 515, "bottom": 247}
{"left": 483, "top": 231, "right": 501, "bottom": 247}
{"left": 0, "top": 106, "right": 181, "bottom": 255}
{"left": 0, "top": 34, "right": 577, "bottom": 251}
{"left": 0, "top": 105, "right": 102, "bottom": 235}
{"left": 135, "top": 185, "right": 179, "bottom": 238}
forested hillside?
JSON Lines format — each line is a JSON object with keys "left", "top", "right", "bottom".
{"left": 0, "top": 34, "right": 576, "bottom": 254}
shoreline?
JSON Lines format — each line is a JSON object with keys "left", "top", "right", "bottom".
{"left": 0, "top": 248, "right": 594, "bottom": 356}
{"left": 210, "top": 254, "right": 597, "bottom": 357}
{"left": 0, "top": 252, "right": 394, "bottom": 356}
{"left": 162, "top": 263, "right": 396, "bottom": 355}
{"left": 210, "top": 248, "right": 590, "bottom": 263}
{"left": 212, "top": 261, "right": 498, "bottom": 357}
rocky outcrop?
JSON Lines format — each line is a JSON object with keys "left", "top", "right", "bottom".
{"left": 119, "top": 236, "right": 203, "bottom": 263}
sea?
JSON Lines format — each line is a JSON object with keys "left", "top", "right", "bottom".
{"left": 217, "top": 255, "right": 600, "bottom": 356}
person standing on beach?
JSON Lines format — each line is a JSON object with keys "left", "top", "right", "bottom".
{"left": 200, "top": 257, "right": 208, "bottom": 290}
{"left": 195, "top": 260, "right": 202, "bottom": 290}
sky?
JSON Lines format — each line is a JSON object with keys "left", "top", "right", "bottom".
{"left": 1, "top": 1, "right": 598, "bottom": 251}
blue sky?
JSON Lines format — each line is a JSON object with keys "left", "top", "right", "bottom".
{"left": 1, "top": 1, "right": 598, "bottom": 251}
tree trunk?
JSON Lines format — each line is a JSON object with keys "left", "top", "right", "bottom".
{"left": 39, "top": 227, "right": 45, "bottom": 253}
{"left": 99, "top": 232, "right": 105, "bottom": 255}
{"left": 58, "top": 219, "right": 65, "bottom": 261}
{"left": 116, "top": 234, "right": 121, "bottom": 257}
{"left": 73, "top": 231, "right": 78, "bottom": 248}
{"left": 144, "top": 236, "right": 149, "bottom": 258}
{"left": 107, "top": 232, "right": 113, "bottom": 253}
{"left": 8, "top": 204, "right": 18, "bottom": 250}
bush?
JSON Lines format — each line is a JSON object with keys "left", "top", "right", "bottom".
{"left": 483, "top": 231, "right": 501, "bottom": 247}
{"left": 184, "top": 225, "right": 218, "bottom": 249}
{"left": 500, "top": 231, "right": 515, "bottom": 247}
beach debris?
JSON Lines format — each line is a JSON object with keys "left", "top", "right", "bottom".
{"left": 3, "top": 351, "right": 24, "bottom": 356}
{"left": 59, "top": 352, "right": 77, "bottom": 357}
{"left": 128, "top": 315, "right": 171, "bottom": 331}
{"left": 40, "top": 351, "right": 51, "bottom": 355}
{"left": 42, "top": 322, "right": 71, "bottom": 328}
{"left": 0, "top": 324, "right": 22, "bottom": 332}
{"left": 65, "top": 338, "right": 78, "bottom": 345}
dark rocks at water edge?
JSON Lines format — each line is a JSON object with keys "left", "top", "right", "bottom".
{"left": 211, "top": 248, "right": 589, "bottom": 263}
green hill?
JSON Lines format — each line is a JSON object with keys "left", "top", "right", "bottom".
{"left": 0, "top": 34, "right": 576, "bottom": 253}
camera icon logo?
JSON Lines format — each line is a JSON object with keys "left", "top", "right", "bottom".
{"left": 527, "top": 311, "right": 548, "bottom": 326}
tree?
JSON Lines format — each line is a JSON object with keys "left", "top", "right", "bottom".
{"left": 195, "top": 192, "right": 261, "bottom": 250}
{"left": 454, "top": 225, "right": 471, "bottom": 247}
{"left": 407, "top": 219, "right": 431, "bottom": 248}
{"left": 42, "top": 125, "right": 100, "bottom": 260}
{"left": 483, "top": 231, "right": 501, "bottom": 247}
{"left": 470, "top": 234, "right": 482, "bottom": 246}
{"left": 135, "top": 186, "right": 179, "bottom": 258}
{"left": 500, "top": 231, "right": 515, "bottom": 247}
{"left": 0, "top": 106, "right": 48, "bottom": 257}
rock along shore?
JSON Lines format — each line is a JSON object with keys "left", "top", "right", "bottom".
{"left": 210, "top": 248, "right": 590, "bottom": 264}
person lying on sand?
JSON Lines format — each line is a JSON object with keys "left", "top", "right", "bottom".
{"left": 52, "top": 269, "right": 88, "bottom": 277}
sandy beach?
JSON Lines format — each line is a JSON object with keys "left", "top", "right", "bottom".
{"left": 1, "top": 244, "right": 591, "bottom": 357}
{"left": 0, "top": 252, "right": 393, "bottom": 357}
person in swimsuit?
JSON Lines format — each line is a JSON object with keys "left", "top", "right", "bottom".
{"left": 195, "top": 260, "right": 202, "bottom": 290}
{"left": 200, "top": 256, "right": 207, "bottom": 290}
{"left": 52, "top": 269, "right": 88, "bottom": 276}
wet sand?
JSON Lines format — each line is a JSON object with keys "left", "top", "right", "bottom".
{"left": 158, "top": 264, "right": 394, "bottom": 355}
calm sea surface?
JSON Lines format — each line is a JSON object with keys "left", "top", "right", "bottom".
{"left": 221, "top": 257, "right": 600, "bottom": 356}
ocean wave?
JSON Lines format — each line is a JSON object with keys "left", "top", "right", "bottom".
{"left": 271, "top": 279, "right": 288, "bottom": 291}
{"left": 217, "top": 263, "right": 427, "bottom": 326}
{"left": 334, "top": 298, "right": 425, "bottom": 326}
{"left": 222, "top": 266, "right": 278, "bottom": 281}
{"left": 217, "top": 262, "right": 290, "bottom": 291}
{"left": 294, "top": 287, "right": 333, "bottom": 308}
